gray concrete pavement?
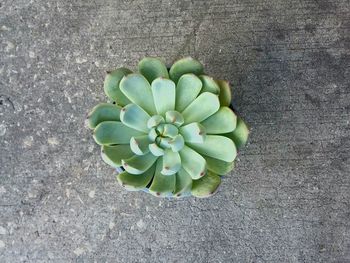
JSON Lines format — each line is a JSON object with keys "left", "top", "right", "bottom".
{"left": 1, "top": 0, "right": 349, "bottom": 262}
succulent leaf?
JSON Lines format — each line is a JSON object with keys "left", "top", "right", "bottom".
{"left": 174, "top": 168, "right": 193, "bottom": 196}
{"left": 161, "top": 149, "right": 181, "bottom": 175}
{"left": 119, "top": 73, "right": 157, "bottom": 115}
{"left": 201, "top": 107, "right": 237, "bottom": 134}
{"left": 191, "top": 171, "right": 221, "bottom": 198}
{"left": 169, "top": 57, "right": 204, "bottom": 83}
{"left": 149, "top": 143, "right": 165, "bottom": 156}
{"left": 179, "top": 145, "right": 206, "bottom": 180}
{"left": 87, "top": 103, "right": 121, "bottom": 129}
{"left": 93, "top": 121, "right": 144, "bottom": 145}
{"left": 182, "top": 92, "right": 220, "bottom": 124}
{"left": 165, "top": 111, "right": 184, "bottom": 127}
{"left": 151, "top": 78, "right": 176, "bottom": 116}
{"left": 138, "top": 57, "right": 169, "bottom": 83}
{"left": 101, "top": 145, "right": 134, "bottom": 167}
{"left": 104, "top": 68, "right": 132, "bottom": 105}
{"left": 120, "top": 104, "right": 150, "bottom": 133}
{"left": 199, "top": 75, "right": 220, "bottom": 94}
{"left": 162, "top": 124, "right": 178, "bottom": 138}
{"left": 149, "top": 158, "right": 176, "bottom": 196}
{"left": 217, "top": 80, "right": 232, "bottom": 106}
{"left": 147, "top": 115, "right": 165, "bottom": 129}
{"left": 202, "top": 155, "right": 235, "bottom": 175}
{"left": 122, "top": 153, "right": 158, "bottom": 175}
{"left": 169, "top": 134, "right": 185, "bottom": 152}
{"left": 223, "top": 117, "right": 249, "bottom": 149}
{"left": 175, "top": 73, "right": 202, "bottom": 112}
{"left": 117, "top": 163, "right": 156, "bottom": 191}
{"left": 179, "top": 122, "right": 206, "bottom": 143}
{"left": 130, "top": 135, "right": 150, "bottom": 155}
{"left": 188, "top": 135, "right": 237, "bottom": 162}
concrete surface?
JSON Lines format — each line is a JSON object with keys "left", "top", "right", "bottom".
{"left": 1, "top": 0, "right": 349, "bottom": 262}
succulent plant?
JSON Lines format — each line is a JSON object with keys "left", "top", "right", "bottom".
{"left": 87, "top": 57, "right": 249, "bottom": 198}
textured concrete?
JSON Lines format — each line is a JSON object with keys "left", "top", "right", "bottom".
{"left": 1, "top": 0, "right": 350, "bottom": 262}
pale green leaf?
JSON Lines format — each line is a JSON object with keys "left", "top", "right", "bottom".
{"left": 179, "top": 145, "right": 206, "bottom": 180}
{"left": 120, "top": 103, "right": 150, "bottom": 133}
{"left": 169, "top": 57, "right": 204, "bottom": 83}
{"left": 138, "top": 57, "right": 169, "bottom": 83}
{"left": 181, "top": 92, "right": 220, "bottom": 124}
{"left": 151, "top": 78, "right": 176, "bottom": 115}
{"left": 104, "top": 68, "right": 132, "bottom": 105}
{"left": 122, "top": 153, "right": 158, "bottom": 175}
{"left": 191, "top": 170, "right": 221, "bottom": 198}
{"left": 87, "top": 103, "right": 121, "bottom": 129}
{"left": 119, "top": 73, "right": 157, "bottom": 115}
{"left": 93, "top": 121, "right": 144, "bottom": 145}
{"left": 201, "top": 107, "right": 237, "bottom": 134}
{"left": 175, "top": 73, "right": 202, "bottom": 112}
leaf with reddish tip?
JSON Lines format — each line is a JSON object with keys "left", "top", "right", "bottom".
{"left": 138, "top": 57, "right": 169, "bottom": 83}
{"left": 117, "top": 163, "right": 156, "bottom": 191}
{"left": 93, "top": 121, "right": 144, "bottom": 145}
{"left": 165, "top": 111, "right": 184, "bottom": 127}
{"left": 161, "top": 149, "right": 181, "bottom": 175}
{"left": 119, "top": 73, "right": 157, "bottom": 115}
{"left": 169, "top": 57, "right": 204, "bottom": 83}
{"left": 175, "top": 73, "right": 202, "bottom": 112}
{"left": 179, "top": 145, "right": 206, "bottom": 180}
{"left": 101, "top": 145, "right": 134, "bottom": 167}
{"left": 149, "top": 158, "right": 176, "bottom": 197}
{"left": 179, "top": 122, "right": 206, "bottom": 143}
{"left": 201, "top": 107, "right": 237, "bottom": 134}
{"left": 191, "top": 171, "right": 221, "bottom": 198}
{"left": 87, "top": 103, "right": 121, "bottom": 129}
{"left": 187, "top": 135, "right": 237, "bottom": 162}
{"left": 120, "top": 104, "right": 150, "bottom": 133}
{"left": 104, "top": 68, "right": 132, "bottom": 105}
{"left": 173, "top": 168, "right": 192, "bottom": 196}
{"left": 217, "top": 80, "right": 232, "bottom": 107}
{"left": 130, "top": 135, "right": 150, "bottom": 155}
{"left": 181, "top": 92, "right": 220, "bottom": 124}
{"left": 122, "top": 153, "right": 158, "bottom": 175}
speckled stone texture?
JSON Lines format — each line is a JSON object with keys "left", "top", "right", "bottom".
{"left": 0, "top": 0, "right": 349, "bottom": 262}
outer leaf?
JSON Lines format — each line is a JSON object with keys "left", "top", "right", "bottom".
{"left": 151, "top": 78, "right": 176, "bottom": 115}
{"left": 130, "top": 135, "right": 150, "bottom": 155}
{"left": 174, "top": 168, "right": 193, "bottom": 197}
{"left": 104, "top": 68, "right": 132, "bottom": 105}
{"left": 119, "top": 73, "right": 157, "bottom": 115}
{"left": 179, "top": 145, "right": 206, "bottom": 180}
{"left": 201, "top": 107, "right": 237, "bottom": 134}
{"left": 169, "top": 57, "right": 204, "bottom": 83}
{"left": 175, "top": 74, "right": 202, "bottom": 112}
{"left": 181, "top": 92, "right": 220, "bottom": 124}
{"left": 120, "top": 104, "right": 150, "bottom": 133}
{"left": 161, "top": 149, "right": 181, "bottom": 175}
{"left": 223, "top": 117, "right": 249, "bottom": 149}
{"left": 202, "top": 155, "right": 235, "bottom": 175}
{"left": 122, "top": 153, "right": 158, "bottom": 175}
{"left": 187, "top": 135, "right": 237, "bottom": 162}
{"left": 217, "top": 80, "right": 232, "bottom": 106}
{"left": 138, "top": 57, "right": 169, "bottom": 83}
{"left": 179, "top": 123, "right": 206, "bottom": 143}
{"left": 101, "top": 145, "right": 134, "bottom": 167}
{"left": 165, "top": 111, "right": 184, "bottom": 127}
{"left": 117, "top": 163, "right": 156, "bottom": 191}
{"left": 199, "top": 75, "right": 220, "bottom": 94}
{"left": 87, "top": 103, "right": 121, "bottom": 129}
{"left": 191, "top": 171, "right": 221, "bottom": 198}
{"left": 93, "top": 121, "right": 144, "bottom": 145}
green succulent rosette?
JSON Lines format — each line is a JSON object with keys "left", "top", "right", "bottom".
{"left": 87, "top": 57, "right": 249, "bottom": 198}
